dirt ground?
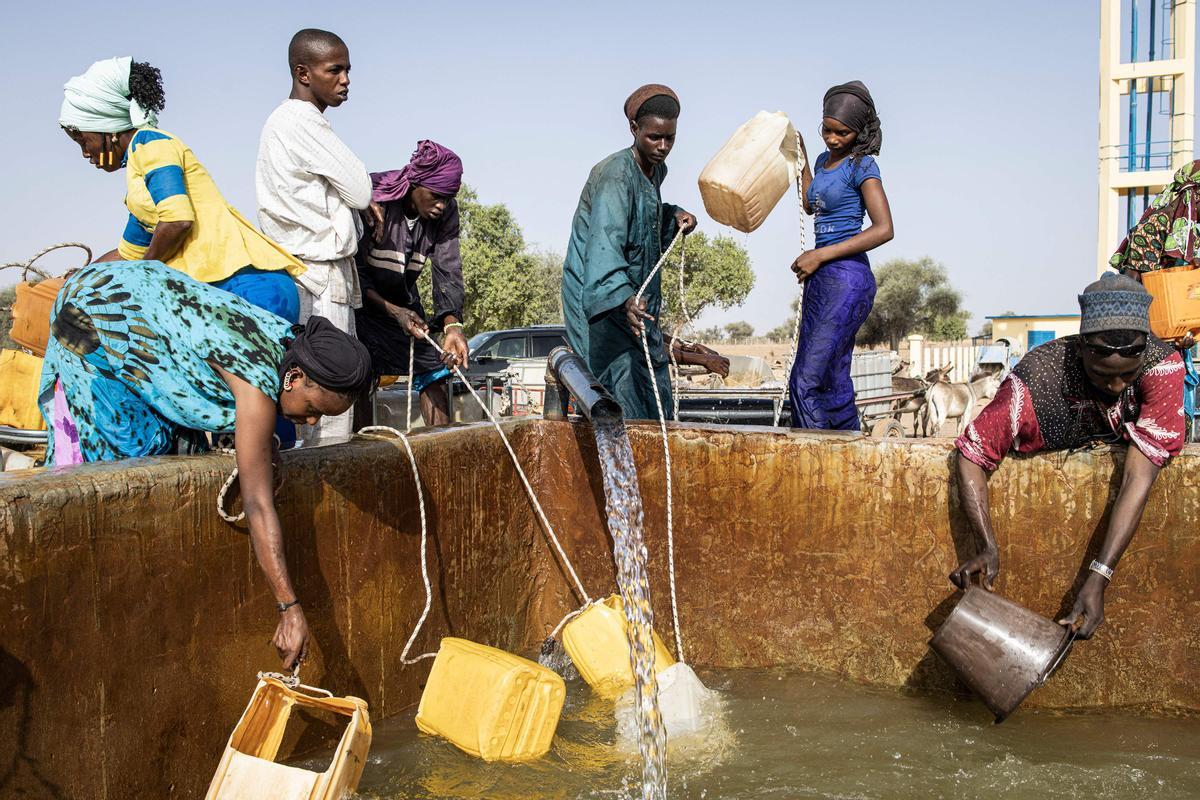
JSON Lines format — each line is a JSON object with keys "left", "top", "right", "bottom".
{"left": 705, "top": 341, "right": 794, "bottom": 366}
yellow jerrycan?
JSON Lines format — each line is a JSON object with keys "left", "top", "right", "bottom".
{"left": 698, "top": 111, "right": 801, "bottom": 233}
{"left": 415, "top": 637, "right": 566, "bottom": 761}
{"left": 562, "top": 595, "right": 676, "bottom": 696}
{"left": 204, "top": 675, "right": 372, "bottom": 800}
{"left": 0, "top": 350, "right": 46, "bottom": 431}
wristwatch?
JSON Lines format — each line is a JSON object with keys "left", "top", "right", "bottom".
{"left": 276, "top": 599, "right": 301, "bottom": 613}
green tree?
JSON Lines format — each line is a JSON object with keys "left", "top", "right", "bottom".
{"left": 696, "top": 325, "right": 725, "bottom": 342}
{"left": 0, "top": 287, "right": 14, "bottom": 350}
{"left": 724, "top": 320, "right": 754, "bottom": 341}
{"left": 766, "top": 295, "right": 801, "bottom": 342}
{"left": 659, "top": 231, "right": 754, "bottom": 334}
{"left": 856, "top": 257, "right": 968, "bottom": 349}
{"left": 415, "top": 186, "right": 562, "bottom": 335}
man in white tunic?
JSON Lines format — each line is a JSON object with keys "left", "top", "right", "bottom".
{"left": 256, "top": 28, "right": 370, "bottom": 442}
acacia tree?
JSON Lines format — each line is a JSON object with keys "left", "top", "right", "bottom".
{"left": 724, "top": 321, "right": 754, "bottom": 341}
{"left": 766, "top": 295, "right": 801, "bottom": 342}
{"left": 856, "top": 257, "right": 968, "bottom": 349}
{"left": 416, "top": 186, "right": 561, "bottom": 334}
{"left": 659, "top": 231, "right": 754, "bottom": 335}
{"left": 420, "top": 191, "right": 754, "bottom": 337}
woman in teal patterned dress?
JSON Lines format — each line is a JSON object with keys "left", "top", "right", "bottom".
{"left": 38, "top": 259, "right": 372, "bottom": 669}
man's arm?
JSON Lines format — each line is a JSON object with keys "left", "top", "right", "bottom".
{"left": 1058, "top": 445, "right": 1160, "bottom": 639}
{"left": 948, "top": 375, "right": 1041, "bottom": 589}
{"left": 949, "top": 453, "right": 1000, "bottom": 590}
{"left": 296, "top": 119, "right": 371, "bottom": 210}
{"left": 429, "top": 206, "right": 468, "bottom": 368}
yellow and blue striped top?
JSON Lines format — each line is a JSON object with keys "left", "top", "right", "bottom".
{"left": 119, "top": 128, "right": 305, "bottom": 284}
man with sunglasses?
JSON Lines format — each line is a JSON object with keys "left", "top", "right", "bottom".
{"left": 950, "top": 273, "right": 1185, "bottom": 639}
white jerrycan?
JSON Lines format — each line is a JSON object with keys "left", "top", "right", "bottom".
{"left": 699, "top": 111, "right": 802, "bottom": 233}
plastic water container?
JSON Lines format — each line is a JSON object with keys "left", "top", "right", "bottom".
{"left": 698, "top": 111, "right": 801, "bottom": 233}
{"left": 11, "top": 277, "right": 65, "bottom": 358}
{"left": 205, "top": 676, "right": 372, "bottom": 800}
{"left": 1142, "top": 266, "right": 1200, "bottom": 341}
{"left": 562, "top": 595, "right": 676, "bottom": 696}
{"left": 415, "top": 637, "right": 566, "bottom": 761}
{"left": 0, "top": 350, "right": 46, "bottom": 431}
{"left": 652, "top": 662, "right": 710, "bottom": 737}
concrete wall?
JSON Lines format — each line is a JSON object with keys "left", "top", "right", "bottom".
{"left": 0, "top": 420, "right": 1196, "bottom": 798}
{"left": 991, "top": 316, "right": 1081, "bottom": 356}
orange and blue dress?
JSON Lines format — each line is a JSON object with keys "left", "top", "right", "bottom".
{"left": 119, "top": 127, "right": 304, "bottom": 322}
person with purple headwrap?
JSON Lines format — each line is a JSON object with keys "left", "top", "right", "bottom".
{"left": 787, "top": 80, "right": 895, "bottom": 431}
{"left": 355, "top": 140, "right": 468, "bottom": 426}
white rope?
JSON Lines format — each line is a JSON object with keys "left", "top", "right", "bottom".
{"left": 417, "top": 331, "right": 592, "bottom": 606}
{"left": 216, "top": 457, "right": 244, "bottom": 523}
{"left": 634, "top": 229, "right": 686, "bottom": 663}
{"left": 357, "top": 426, "right": 438, "bottom": 664}
{"left": 216, "top": 436, "right": 282, "bottom": 524}
{"left": 0, "top": 242, "right": 93, "bottom": 281}
{"left": 549, "top": 603, "right": 593, "bottom": 641}
{"left": 774, "top": 129, "right": 809, "bottom": 428}
{"left": 407, "top": 337, "right": 415, "bottom": 432}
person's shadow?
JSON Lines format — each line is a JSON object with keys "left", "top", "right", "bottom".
{"left": 0, "top": 648, "right": 64, "bottom": 798}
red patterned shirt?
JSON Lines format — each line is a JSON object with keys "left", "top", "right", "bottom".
{"left": 956, "top": 346, "right": 1186, "bottom": 471}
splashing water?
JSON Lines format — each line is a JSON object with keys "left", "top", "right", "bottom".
{"left": 592, "top": 417, "right": 668, "bottom": 800}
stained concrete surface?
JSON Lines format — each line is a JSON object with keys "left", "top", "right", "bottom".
{"left": 0, "top": 420, "right": 1195, "bottom": 798}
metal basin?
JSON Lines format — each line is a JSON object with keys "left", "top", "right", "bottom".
{"left": 931, "top": 586, "right": 1074, "bottom": 722}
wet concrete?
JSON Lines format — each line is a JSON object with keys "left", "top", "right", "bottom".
{"left": 0, "top": 420, "right": 1196, "bottom": 798}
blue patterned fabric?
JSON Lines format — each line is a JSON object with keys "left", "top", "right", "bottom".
{"left": 788, "top": 254, "right": 877, "bottom": 430}
{"left": 38, "top": 261, "right": 294, "bottom": 462}
{"left": 1185, "top": 347, "right": 1198, "bottom": 422}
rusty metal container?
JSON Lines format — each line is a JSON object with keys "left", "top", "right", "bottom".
{"left": 930, "top": 586, "right": 1074, "bottom": 722}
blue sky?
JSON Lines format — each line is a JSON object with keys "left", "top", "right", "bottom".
{"left": 4, "top": 1, "right": 1190, "bottom": 334}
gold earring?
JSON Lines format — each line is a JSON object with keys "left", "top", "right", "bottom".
{"left": 283, "top": 370, "right": 295, "bottom": 391}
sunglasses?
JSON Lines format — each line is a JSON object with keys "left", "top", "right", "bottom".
{"left": 1085, "top": 342, "right": 1146, "bottom": 358}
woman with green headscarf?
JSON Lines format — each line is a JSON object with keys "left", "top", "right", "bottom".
{"left": 59, "top": 57, "right": 305, "bottom": 323}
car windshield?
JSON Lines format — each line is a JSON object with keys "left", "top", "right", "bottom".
{"left": 467, "top": 333, "right": 491, "bottom": 351}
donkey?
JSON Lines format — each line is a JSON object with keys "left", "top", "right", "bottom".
{"left": 892, "top": 361, "right": 945, "bottom": 436}
{"left": 920, "top": 363, "right": 1003, "bottom": 437}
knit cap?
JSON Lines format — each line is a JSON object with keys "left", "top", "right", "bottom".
{"left": 1078, "top": 273, "right": 1152, "bottom": 334}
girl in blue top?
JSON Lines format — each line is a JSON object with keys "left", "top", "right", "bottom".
{"left": 789, "top": 81, "right": 894, "bottom": 430}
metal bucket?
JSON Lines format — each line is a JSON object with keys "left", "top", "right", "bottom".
{"left": 930, "top": 586, "right": 1074, "bottom": 722}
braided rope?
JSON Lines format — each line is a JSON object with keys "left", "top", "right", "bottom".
{"left": 774, "top": 129, "right": 808, "bottom": 428}
{"left": 417, "top": 331, "right": 592, "bottom": 606}
{"left": 356, "top": 426, "right": 438, "bottom": 664}
{"left": 0, "top": 242, "right": 93, "bottom": 281}
{"left": 634, "top": 229, "right": 686, "bottom": 663}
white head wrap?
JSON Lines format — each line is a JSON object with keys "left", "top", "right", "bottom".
{"left": 59, "top": 56, "right": 158, "bottom": 133}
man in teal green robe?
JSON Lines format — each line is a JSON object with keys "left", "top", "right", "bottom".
{"left": 561, "top": 85, "right": 696, "bottom": 421}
